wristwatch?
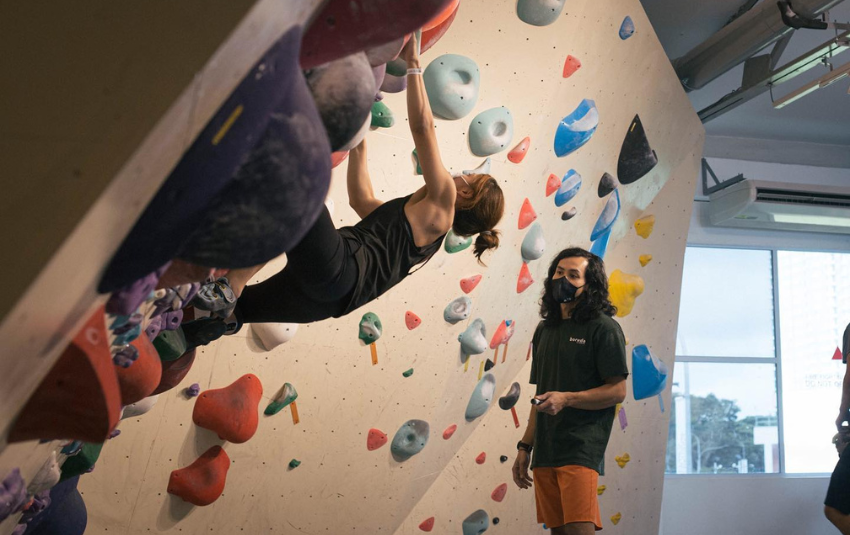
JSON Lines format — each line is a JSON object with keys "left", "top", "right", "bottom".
{"left": 516, "top": 441, "right": 533, "bottom": 453}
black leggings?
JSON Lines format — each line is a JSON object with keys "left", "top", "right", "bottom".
{"left": 235, "top": 206, "right": 358, "bottom": 324}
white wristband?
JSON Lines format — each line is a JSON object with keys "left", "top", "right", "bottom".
{"left": 406, "top": 68, "right": 423, "bottom": 75}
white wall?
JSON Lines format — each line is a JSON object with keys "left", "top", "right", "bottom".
{"left": 660, "top": 153, "right": 850, "bottom": 535}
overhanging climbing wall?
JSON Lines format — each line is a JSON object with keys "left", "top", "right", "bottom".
{"left": 75, "top": 0, "right": 703, "bottom": 533}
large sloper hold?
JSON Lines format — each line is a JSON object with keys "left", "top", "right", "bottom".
{"left": 520, "top": 222, "right": 545, "bottom": 262}
{"left": 608, "top": 269, "right": 644, "bottom": 317}
{"left": 468, "top": 107, "right": 514, "bottom": 156}
{"left": 462, "top": 509, "right": 490, "bottom": 535}
{"left": 98, "top": 28, "right": 307, "bottom": 292}
{"left": 444, "top": 228, "right": 473, "bottom": 253}
{"left": 300, "top": 0, "right": 454, "bottom": 69}
{"left": 632, "top": 344, "right": 668, "bottom": 400}
{"left": 444, "top": 296, "right": 473, "bottom": 324}
{"left": 9, "top": 307, "right": 121, "bottom": 444}
{"left": 421, "top": 0, "right": 460, "bottom": 53}
{"left": 459, "top": 318, "right": 488, "bottom": 356}
{"left": 517, "top": 0, "right": 568, "bottom": 26}
{"left": 176, "top": 67, "right": 332, "bottom": 269}
{"left": 424, "top": 54, "right": 480, "bottom": 120}
{"left": 554, "top": 99, "right": 598, "bottom": 158}
{"left": 115, "top": 334, "right": 162, "bottom": 405}
{"left": 617, "top": 114, "right": 657, "bottom": 184}
{"left": 251, "top": 323, "right": 299, "bottom": 351}
{"left": 465, "top": 373, "right": 496, "bottom": 421}
{"left": 167, "top": 446, "right": 230, "bottom": 506}
{"left": 305, "top": 52, "right": 376, "bottom": 151}
{"left": 192, "top": 374, "right": 263, "bottom": 443}
{"left": 498, "top": 382, "right": 521, "bottom": 410}
{"left": 391, "top": 419, "right": 431, "bottom": 461}
{"left": 590, "top": 189, "right": 620, "bottom": 241}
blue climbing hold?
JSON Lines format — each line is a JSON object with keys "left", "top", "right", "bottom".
{"left": 424, "top": 54, "right": 480, "bottom": 120}
{"left": 554, "top": 99, "right": 599, "bottom": 157}
{"left": 516, "top": 0, "right": 568, "bottom": 26}
{"left": 632, "top": 344, "right": 668, "bottom": 400}
{"left": 619, "top": 16, "right": 636, "bottom": 40}
{"left": 554, "top": 169, "right": 582, "bottom": 207}
{"left": 469, "top": 107, "right": 514, "bottom": 157}
{"left": 462, "top": 509, "right": 490, "bottom": 535}
{"left": 589, "top": 227, "right": 611, "bottom": 260}
{"left": 465, "top": 373, "right": 496, "bottom": 421}
{"left": 590, "top": 189, "right": 620, "bottom": 241}
{"left": 391, "top": 419, "right": 430, "bottom": 461}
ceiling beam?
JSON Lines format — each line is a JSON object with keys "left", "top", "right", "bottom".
{"left": 704, "top": 135, "right": 850, "bottom": 168}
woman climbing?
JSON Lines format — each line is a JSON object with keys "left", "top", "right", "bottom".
{"left": 188, "top": 32, "right": 504, "bottom": 337}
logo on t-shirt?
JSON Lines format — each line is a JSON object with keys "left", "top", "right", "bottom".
{"left": 569, "top": 336, "right": 586, "bottom": 345}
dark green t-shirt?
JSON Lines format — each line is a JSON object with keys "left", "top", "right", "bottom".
{"left": 529, "top": 314, "right": 629, "bottom": 474}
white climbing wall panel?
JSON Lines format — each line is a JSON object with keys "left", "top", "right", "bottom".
{"left": 77, "top": 0, "right": 703, "bottom": 533}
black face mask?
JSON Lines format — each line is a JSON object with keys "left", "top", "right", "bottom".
{"left": 551, "top": 277, "right": 583, "bottom": 304}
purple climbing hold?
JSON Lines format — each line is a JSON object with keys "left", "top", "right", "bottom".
{"left": 109, "top": 429, "right": 122, "bottom": 439}
{"left": 0, "top": 468, "right": 28, "bottom": 522}
{"left": 111, "top": 345, "right": 139, "bottom": 368}
{"left": 160, "top": 309, "right": 184, "bottom": 332}
{"left": 104, "top": 264, "right": 168, "bottom": 316}
{"left": 145, "top": 316, "right": 163, "bottom": 341}
{"left": 186, "top": 383, "right": 201, "bottom": 398}
{"left": 381, "top": 73, "right": 408, "bottom": 94}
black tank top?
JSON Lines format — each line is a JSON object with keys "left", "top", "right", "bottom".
{"left": 337, "top": 195, "right": 445, "bottom": 315}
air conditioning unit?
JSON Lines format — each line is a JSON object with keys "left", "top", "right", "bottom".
{"left": 707, "top": 179, "right": 850, "bottom": 234}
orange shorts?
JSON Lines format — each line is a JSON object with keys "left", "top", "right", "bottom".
{"left": 532, "top": 465, "right": 602, "bottom": 530}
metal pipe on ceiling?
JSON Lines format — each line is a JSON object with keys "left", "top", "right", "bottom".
{"left": 673, "top": 0, "right": 845, "bottom": 90}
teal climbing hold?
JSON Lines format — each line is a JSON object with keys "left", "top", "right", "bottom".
{"left": 465, "top": 373, "right": 496, "bottom": 421}
{"left": 517, "top": 0, "right": 567, "bottom": 26}
{"left": 371, "top": 101, "right": 394, "bottom": 128}
{"left": 554, "top": 169, "right": 582, "bottom": 207}
{"left": 459, "top": 318, "right": 488, "bottom": 356}
{"left": 619, "top": 16, "right": 636, "bottom": 40}
{"left": 288, "top": 459, "right": 301, "bottom": 469}
{"left": 554, "top": 99, "right": 598, "bottom": 157}
{"left": 153, "top": 328, "right": 188, "bottom": 362}
{"left": 391, "top": 419, "right": 430, "bottom": 461}
{"left": 358, "top": 312, "right": 382, "bottom": 344}
{"left": 590, "top": 189, "right": 620, "bottom": 241}
{"left": 265, "top": 383, "right": 298, "bottom": 416}
{"left": 403, "top": 368, "right": 414, "bottom": 378}
{"left": 633, "top": 344, "right": 668, "bottom": 400}
{"left": 469, "top": 107, "right": 514, "bottom": 157}
{"left": 444, "top": 296, "right": 473, "bottom": 324}
{"left": 462, "top": 509, "right": 490, "bottom": 535}
{"left": 520, "top": 222, "right": 545, "bottom": 262}
{"left": 412, "top": 148, "right": 423, "bottom": 175}
{"left": 424, "top": 54, "right": 480, "bottom": 120}
{"left": 444, "top": 228, "right": 473, "bottom": 253}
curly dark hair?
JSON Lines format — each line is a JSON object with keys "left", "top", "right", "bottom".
{"left": 539, "top": 247, "right": 617, "bottom": 325}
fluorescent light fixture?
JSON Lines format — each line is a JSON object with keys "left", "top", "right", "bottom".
{"left": 773, "top": 60, "right": 850, "bottom": 109}
{"left": 771, "top": 212, "right": 850, "bottom": 227}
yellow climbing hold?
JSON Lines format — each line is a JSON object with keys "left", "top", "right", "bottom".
{"left": 610, "top": 512, "right": 622, "bottom": 525}
{"left": 597, "top": 485, "right": 606, "bottom": 495}
{"left": 634, "top": 215, "right": 655, "bottom": 238}
{"left": 639, "top": 254, "right": 652, "bottom": 267}
{"left": 615, "top": 453, "right": 630, "bottom": 468}
{"left": 609, "top": 270, "right": 644, "bottom": 317}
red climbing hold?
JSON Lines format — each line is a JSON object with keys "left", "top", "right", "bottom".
{"left": 405, "top": 311, "right": 422, "bottom": 330}
{"left": 517, "top": 262, "right": 534, "bottom": 293}
{"left": 192, "top": 374, "right": 263, "bottom": 443}
{"left": 419, "top": 517, "right": 436, "bottom": 532}
{"left": 490, "top": 320, "right": 513, "bottom": 349}
{"left": 367, "top": 428, "right": 389, "bottom": 451}
{"left": 834, "top": 347, "right": 843, "bottom": 361}
{"left": 491, "top": 482, "right": 508, "bottom": 502}
{"left": 153, "top": 349, "right": 197, "bottom": 395}
{"left": 167, "top": 445, "right": 230, "bottom": 506}
{"left": 518, "top": 198, "right": 537, "bottom": 229}
{"left": 460, "top": 274, "right": 483, "bottom": 294}
{"left": 475, "top": 452, "right": 486, "bottom": 464}
{"left": 8, "top": 306, "right": 121, "bottom": 444}
{"left": 507, "top": 136, "right": 531, "bottom": 163}
{"left": 115, "top": 335, "right": 163, "bottom": 405}
{"left": 331, "top": 151, "right": 349, "bottom": 168}
{"left": 421, "top": 0, "right": 459, "bottom": 54}
{"left": 442, "top": 424, "right": 457, "bottom": 440}
{"left": 563, "top": 55, "right": 582, "bottom": 78}
{"left": 545, "top": 173, "right": 561, "bottom": 197}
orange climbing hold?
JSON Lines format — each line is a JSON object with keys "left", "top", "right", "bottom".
{"left": 518, "top": 198, "right": 537, "bottom": 229}
{"left": 545, "top": 173, "right": 560, "bottom": 197}
{"left": 507, "top": 136, "right": 531, "bottom": 163}
{"left": 331, "top": 151, "right": 349, "bottom": 168}
{"left": 563, "top": 55, "right": 581, "bottom": 78}
{"left": 167, "top": 445, "right": 230, "bottom": 506}
{"left": 421, "top": 0, "right": 459, "bottom": 54}
{"left": 491, "top": 483, "right": 508, "bottom": 502}
{"left": 192, "top": 374, "right": 263, "bottom": 443}
{"left": 475, "top": 452, "right": 486, "bottom": 464}
{"left": 405, "top": 311, "right": 422, "bottom": 330}
{"left": 367, "top": 428, "right": 388, "bottom": 451}
{"left": 443, "top": 424, "right": 457, "bottom": 439}
{"left": 834, "top": 347, "right": 843, "bottom": 361}
{"left": 517, "top": 262, "right": 534, "bottom": 293}
{"left": 419, "top": 517, "right": 435, "bottom": 532}
{"left": 115, "top": 335, "right": 163, "bottom": 405}
{"left": 423, "top": 0, "right": 459, "bottom": 30}
{"left": 460, "top": 274, "right": 483, "bottom": 294}
{"left": 8, "top": 306, "right": 121, "bottom": 444}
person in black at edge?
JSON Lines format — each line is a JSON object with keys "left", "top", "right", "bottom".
{"left": 184, "top": 31, "right": 505, "bottom": 343}
{"left": 826, "top": 321, "right": 850, "bottom": 534}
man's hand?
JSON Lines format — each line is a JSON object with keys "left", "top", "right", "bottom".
{"left": 534, "top": 391, "right": 574, "bottom": 416}
{"left": 399, "top": 32, "right": 420, "bottom": 66}
{"left": 512, "top": 450, "right": 533, "bottom": 489}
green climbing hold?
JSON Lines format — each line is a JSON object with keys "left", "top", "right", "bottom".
{"left": 371, "top": 101, "right": 395, "bottom": 129}
{"left": 358, "top": 312, "right": 383, "bottom": 344}
{"left": 444, "top": 228, "right": 473, "bottom": 254}
{"left": 403, "top": 368, "right": 414, "bottom": 377}
{"left": 153, "top": 328, "right": 188, "bottom": 362}
{"left": 59, "top": 442, "right": 104, "bottom": 481}
{"left": 412, "top": 148, "right": 423, "bottom": 175}
{"left": 264, "top": 383, "right": 298, "bottom": 416}
{"left": 288, "top": 459, "right": 301, "bottom": 469}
